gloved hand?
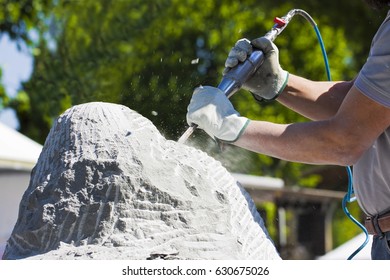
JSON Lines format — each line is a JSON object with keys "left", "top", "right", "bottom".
{"left": 224, "top": 37, "right": 289, "bottom": 101}
{"left": 186, "top": 86, "right": 250, "bottom": 142}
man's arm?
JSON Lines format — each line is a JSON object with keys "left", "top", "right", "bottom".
{"left": 235, "top": 85, "right": 390, "bottom": 166}
{"left": 224, "top": 37, "right": 353, "bottom": 119}
{"left": 277, "top": 74, "right": 354, "bottom": 121}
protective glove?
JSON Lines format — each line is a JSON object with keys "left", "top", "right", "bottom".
{"left": 224, "top": 37, "right": 289, "bottom": 101}
{"left": 186, "top": 86, "right": 250, "bottom": 142}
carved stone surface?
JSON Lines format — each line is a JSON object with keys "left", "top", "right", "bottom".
{"left": 2, "top": 102, "right": 280, "bottom": 260}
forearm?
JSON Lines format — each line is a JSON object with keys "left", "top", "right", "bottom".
{"left": 234, "top": 119, "right": 358, "bottom": 166}
{"left": 234, "top": 85, "right": 389, "bottom": 166}
{"left": 277, "top": 74, "right": 354, "bottom": 120}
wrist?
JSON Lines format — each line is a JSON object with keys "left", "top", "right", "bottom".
{"left": 216, "top": 116, "right": 250, "bottom": 143}
{"left": 249, "top": 70, "right": 289, "bottom": 102}
{"left": 275, "top": 71, "right": 289, "bottom": 99}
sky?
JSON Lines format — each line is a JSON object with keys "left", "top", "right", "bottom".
{"left": 0, "top": 34, "right": 33, "bottom": 130}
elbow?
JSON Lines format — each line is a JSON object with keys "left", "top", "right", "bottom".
{"left": 334, "top": 142, "right": 367, "bottom": 166}
{"left": 326, "top": 118, "right": 371, "bottom": 166}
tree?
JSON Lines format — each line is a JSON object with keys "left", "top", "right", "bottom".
{"left": 10, "top": 0, "right": 386, "bottom": 185}
{"left": 0, "top": 0, "right": 53, "bottom": 120}
{"left": 0, "top": 0, "right": 52, "bottom": 43}
{"left": 0, "top": 69, "right": 7, "bottom": 109}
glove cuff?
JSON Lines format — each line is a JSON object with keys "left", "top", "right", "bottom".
{"left": 251, "top": 71, "right": 289, "bottom": 103}
{"left": 216, "top": 117, "right": 250, "bottom": 143}
{"left": 276, "top": 70, "right": 289, "bottom": 97}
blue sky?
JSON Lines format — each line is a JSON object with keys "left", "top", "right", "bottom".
{"left": 0, "top": 34, "right": 33, "bottom": 130}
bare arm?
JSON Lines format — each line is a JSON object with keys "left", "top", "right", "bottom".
{"left": 277, "top": 74, "right": 354, "bottom": 120}
{"left": 235, "top": 85, "right": 390, "bottom": 166}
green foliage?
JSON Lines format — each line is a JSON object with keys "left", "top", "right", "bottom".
{"left": 332, "top": 202, "right": 364, "bottom": 247}
{"left": 0, "top": 0, "right": 53, "bottom": 122}
{"left": 0, "top": 0, "right": 52, "bottom": 43}
{"left": 259, "top": 202, "right": 278, "bottom": 240}
{"left": 0, "top": 69, "right": 8, "bottom": 109}
{"left": 4, "top": 0, "right": 386, "bottom": 181}
{"left": 1, "top": 0, "right": 386, "bottom": 256}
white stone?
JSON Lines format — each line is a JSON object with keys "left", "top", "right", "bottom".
{"left": 2, "top": 102, "right": 280, "bottom": 260}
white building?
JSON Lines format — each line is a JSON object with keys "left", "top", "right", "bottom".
{"left": 0, "top": 122, "right": 42, "bottom": 258}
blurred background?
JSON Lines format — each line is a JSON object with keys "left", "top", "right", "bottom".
{"left": 0, "top": 0, "right": 387, "bottom": 259}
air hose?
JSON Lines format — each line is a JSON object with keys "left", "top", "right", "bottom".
{"left": 342, "top": 167, "right": 369, "bottom": 259}
{"left": 296, "top": 9, "right": 369, "bottom": 260}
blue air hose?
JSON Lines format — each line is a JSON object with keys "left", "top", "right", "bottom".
{"left": 296, "top": 9, "right": 369, "bottom": 259}
{"left": 342, "top": 167, "right": 369, "bottom": 259}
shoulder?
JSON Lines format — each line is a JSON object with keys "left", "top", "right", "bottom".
{"left": 354, "top": 12, "right": 390, "bottom": 109}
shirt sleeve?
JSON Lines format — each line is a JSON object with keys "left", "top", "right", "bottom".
{"left": 355, "top": 15, "right": 390, "bottom": 108}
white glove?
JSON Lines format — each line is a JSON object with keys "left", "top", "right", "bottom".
{"left": 224, "top": 37, "right": 289, "bottom": 101}
{"left": 186, "top": 86, "right": 250, "bottom": 142}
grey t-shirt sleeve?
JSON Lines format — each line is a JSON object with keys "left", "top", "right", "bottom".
{"left": 355, "top": 13, "right": 390, "bottom": 108}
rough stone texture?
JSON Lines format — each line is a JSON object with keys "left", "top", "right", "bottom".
{"left": 2, "top": 102, "right": 280, "bottom": 260}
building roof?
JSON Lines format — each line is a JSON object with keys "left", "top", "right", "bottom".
{"left": 235, "top": 171, "right": 345, "bottom": 205}
{"left": 0, "top": 122, "right": 42, "bottom": 170}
